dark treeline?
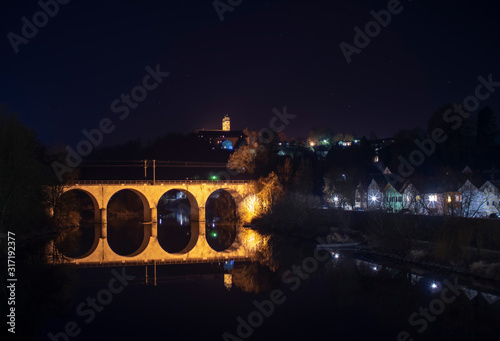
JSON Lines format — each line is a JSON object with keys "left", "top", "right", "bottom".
{"left": 1, "top": 109, "right": 78, "bottom": 341}
{"left": 222, "top": 105, "right": 499, "bottom": 196}
{"left": 48, "top": 104, "right": 499, "bottom": 191}
{"left": 318, "top": 105, "right": 499, "bottom": 198}
{"left": 380, "top": 105, "right": 500, "bottom": 175}
{"left": 83, "top": 133, "right": 232, "bottom": 163}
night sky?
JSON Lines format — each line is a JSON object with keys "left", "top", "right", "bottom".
{"left": 1, "top": 0, "right": 499, "bottom": 148}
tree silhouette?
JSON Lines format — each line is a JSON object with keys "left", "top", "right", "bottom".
{"left": 477, "top": 106, "right": 499, "bottom": 147}
{"left": 0, "top": 108, "right": 76, "bottom": 340}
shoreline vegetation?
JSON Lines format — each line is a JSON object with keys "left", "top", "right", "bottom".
{"left": 108, "top": 209, "right": 142, "bottom": 219}
{"left": 253, "top": 195, "right": 500, "bottom": 283}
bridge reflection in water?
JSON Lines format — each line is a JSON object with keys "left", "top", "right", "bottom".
{"left": 42, "top": 231, "right": 500, "bottom": 341}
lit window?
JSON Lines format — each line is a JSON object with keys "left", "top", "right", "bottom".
{"left": 447, "top": 195, "right": 451, "bottom": 203}
{"left": 429, "top": 195, "right": 437, "bottom": 202}
{"left": 416, "top": 195, "right": 421, "bottom": 201}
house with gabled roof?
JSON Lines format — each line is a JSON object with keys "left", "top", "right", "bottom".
{"left": 331, "top": 163, "right": 500, "bottom": 218}
{"left": 478, "top": 180, "right": 500, "bottom": 217}
{"left": 458, "top": 179, "right": 482, "bottom": 217}
{"left": 400, "top": 182, "right": 422, "bottom": 214}
{"left": 383, "top": 182, "right": 403, "bottom": 212}
{"left": 367, "top": 178, "right": 384, "bottom": 210}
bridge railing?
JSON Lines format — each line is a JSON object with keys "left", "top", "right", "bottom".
{"left": 66, "top": 180, "right": 251, "bottom": 186}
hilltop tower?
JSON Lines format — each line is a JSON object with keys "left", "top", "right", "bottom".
{"left": 222, "top": 115, "right": 230, "bottom": 131}
{"left": 194, "top": 114, "right": 243, "bottom": 149}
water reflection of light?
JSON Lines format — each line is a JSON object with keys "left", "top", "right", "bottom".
{"left": 411, "top": 274, "right": 423, "bottom": 285}
{"left": 158, "top": 211, "right": 190, "bottom": 226}
{"left": 240, "top": 228, "right": 269, "bottom": 254}
{"left": 224, "top": 274, "right": 232, "bottom": 290}
{"left": 176, "top": 211, "right": 189, "bottom": 225}
{"left": 430, "top": 281, "right": 442, "bottom": 292}
{"left": 224, "top": 260, "right": 234, "bottom": 270}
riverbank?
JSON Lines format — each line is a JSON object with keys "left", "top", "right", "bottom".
{"left": 254, "top": 208, "right": 500, "bottom": 282}
{"left": 321, "top": 225, "right": 500, "bottom": 283}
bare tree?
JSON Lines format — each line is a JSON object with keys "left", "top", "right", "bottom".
{"left": 323, "top": 167, "right": 363, "bottom": 210}
{"left": 456, "top": 180, "right": 498, "bottom": 218}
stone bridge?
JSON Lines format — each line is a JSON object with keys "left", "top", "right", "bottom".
{"left": 59, "top": 180, "right": 255, "bottom": 265}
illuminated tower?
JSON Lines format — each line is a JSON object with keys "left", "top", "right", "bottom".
{"left": 222, "top": 115, "right": 230, "bottom": 131}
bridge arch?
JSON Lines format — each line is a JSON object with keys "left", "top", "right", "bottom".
{"left": 56, "top": 189, "right": 101, "bottom": 259}
{"left": 205, "top": 189, "right": 241, "bottom": 221}
{"left": 105, "top": 188, "right": 153, "bottom": 222}
{"left": 157, "top": 189, "right": 200, "bottom": 222}
{"left": 106, "top": 189, "right": 152, "bottom": 257}
{"left": 205, "top": 188, "right": 245, "bottom": 221}
{"left": 204, "top": 189, "right": 242, "bottom": 252}
{"left": 60, "top": 188, "right": 100, "bottom": 222}
{"left": 156, "top": 189, "right": 199, "bottom": 254}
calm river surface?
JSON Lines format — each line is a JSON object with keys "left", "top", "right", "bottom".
{"left": 44, "top": 228, "right": 500, "bottom": 341}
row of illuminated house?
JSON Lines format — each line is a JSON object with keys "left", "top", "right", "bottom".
{"left": 327, "top": 167, "right": 500, "bottom": 218}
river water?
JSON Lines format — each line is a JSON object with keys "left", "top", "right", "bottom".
{"left": 41, "top": 227, "right": 500, "bottom": 341}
